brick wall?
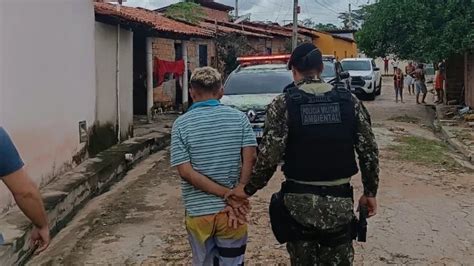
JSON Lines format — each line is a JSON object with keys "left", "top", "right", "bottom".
{"left": 151, "top": 37, "right": 216, "bottom": 108}
{"left": 202, "top": 6, "right": 229, "bottom": 22}
{"left": 152, "top": 38, "right": 175, "bottom": 105}
{"left": 271, "top": 37, "right": 290, "bottom": 54}
{"left": 446, "top": 54, "right": 465, "bottom": 103}
{"left": 247, "top": 38, "right": 268, "bottom": 55}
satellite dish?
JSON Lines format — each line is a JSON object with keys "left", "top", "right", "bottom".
{"left": 234, "top": 13, "right": 251, "bottom": 24}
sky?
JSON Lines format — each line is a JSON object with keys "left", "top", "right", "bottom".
{"left": 124, "top": 0, "right": 372, "bottom": 26}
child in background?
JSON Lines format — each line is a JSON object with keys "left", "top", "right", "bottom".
{"left": 394, "top": 67, "right": 404, "bottom": 103}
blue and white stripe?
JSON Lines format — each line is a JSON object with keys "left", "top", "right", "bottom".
{"left": 171, "top": 105, "right": 257, "bottom": 217}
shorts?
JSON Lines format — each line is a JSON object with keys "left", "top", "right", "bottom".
{"left": 404, "top": 75, "right": 415, "bottom": 87}
{"left": 415, "top": 81, "right": 427, "bottom": 94}
{"left": 186, "top": 212, "right": 247, "bottom": 265}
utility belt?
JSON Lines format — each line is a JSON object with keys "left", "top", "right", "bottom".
{"left": 269, "top": 181, "right": 357, "bottom": 246}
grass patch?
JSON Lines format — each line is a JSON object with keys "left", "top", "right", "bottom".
{"left": 388, "top": 115, "right": 420, "bottom": 124}
{"left": 389, "top": 136, "right": 459, "bottom": 170}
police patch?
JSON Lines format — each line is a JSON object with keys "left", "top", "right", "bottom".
{"left": 300, "top": 103, "right": 342, "bottom": 125}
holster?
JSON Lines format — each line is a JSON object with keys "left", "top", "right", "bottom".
{"left": 269, "top": 181, "right": 357, "bottom": 246}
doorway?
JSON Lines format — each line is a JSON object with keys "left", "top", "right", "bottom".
{"left": 133, "top": 33, "right": 147, "bottom": 115}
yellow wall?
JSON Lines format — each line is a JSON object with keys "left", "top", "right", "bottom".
{"left": 312, "top": 31, "right": 358, "bottom": 60}
{"left": 313, "top": 32, "right": 334, "bottom": 57}
{"left": 333, "top": 37, "right": 357, "bottom": 60}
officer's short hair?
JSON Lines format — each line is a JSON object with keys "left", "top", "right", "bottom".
{"left": 288, "top": 43, "right": 323, "bottom": 76}
{"left": 190, "top": 67, "right": 222, "bottom": 93}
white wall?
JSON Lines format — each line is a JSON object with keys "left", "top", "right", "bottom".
{"left": 0, "top": 0, "right": 96, "bottom": 212}
{"left": 95, "top": 22, "right": 133, "bottom": 139}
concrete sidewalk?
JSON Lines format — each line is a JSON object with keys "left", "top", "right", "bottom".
{"left": 0, "top": 117, "right": 175, "bottom": 265}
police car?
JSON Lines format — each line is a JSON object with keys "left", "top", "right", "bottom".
{"left": 221, "top": 55, "right": 350, "bottom": 141}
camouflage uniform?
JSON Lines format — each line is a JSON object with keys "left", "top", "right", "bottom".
{"left": 244, "top": 80, "right": 379, "bottom": 265}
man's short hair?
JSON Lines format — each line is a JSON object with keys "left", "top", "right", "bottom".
{"left": 190, "top": 67, "right": 222, "bottom": 92}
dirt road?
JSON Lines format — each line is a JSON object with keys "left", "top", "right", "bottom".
{"left": 31, "top": 78, "right": 474, "bottom": 265}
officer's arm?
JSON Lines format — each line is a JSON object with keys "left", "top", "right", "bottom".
{"left": 244, "top": 95, "right": 289, "bottom": 196}
{"left": 353, "top": 97, "right": 379, "bottom": 197}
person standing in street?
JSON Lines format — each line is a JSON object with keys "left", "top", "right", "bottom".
{"left": 394, "top": 67, "right": 405, "bottom": 103}
{"left": 391, "top": 59, "right": 399, "bottom": 75}
{"left": 0, "top": 127, "right": 50, "bottom": 253}
{"left": 229, "top": 43, "right": 379, "bottom": 265}
{"left": 405, "top": 62, "right": 416, "bottom": 95}
{"left": 383, "top": 57, "right": 390, "bottom": 75}
{"left": 435, "top": 60, "right": 446, "bottom": 104}
{"left": 411, "top": 64, "right": 428, "bottom": 104}
{"left": 170, "top": 67, "right": 257, "bottom": 265}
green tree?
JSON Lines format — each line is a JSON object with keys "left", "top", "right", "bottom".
{"left": 338, "top": 6, "right": 367, "bottom": 29}
{"left": 302, "top": 18, "right": 316, "bottom": 28}
{"left": 215, "top": 33, "right": 255, "bottom": 76}
{"left": 301, "top": 18, "right": 339, "bottom": 31}
{"left": 314, "top": 23, "right": 339, "bottom": 31}
{"left": 164, "top": 1, "right": 205, "bottom": 25}
{"left": 356, "top": 0, "right": 474, "bottom": 61}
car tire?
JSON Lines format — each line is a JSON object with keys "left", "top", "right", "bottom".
{"left": 367, "top": 91, "right": 376, "bottom": 101}
{"left": 375, "top": 78, "right": 382, "bottom": 95}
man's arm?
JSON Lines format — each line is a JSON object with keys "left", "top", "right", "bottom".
{"left": 3, "top": 169, "right": 48, "bottom": 230}
{"left": 0, "top": 127, "right": 50, "bottom": 253}
{"left": 239, "top": 147, "right": 257, "bottom": 185}
{"left": 176, "top": 163, "right": 230, "bottom": 198}
{"left": 353, "top": 96, "right": 379, "bottom": 197}
{"left": 243, "top": 95, "right": 289, "bottom": 196}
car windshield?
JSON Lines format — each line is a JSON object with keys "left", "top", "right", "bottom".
{"left": 341, "top": 61, "right": 371, "bottom": 71}
{"left": 224, "top": 69, "right": 293, "bottom": 95}
{"left": 321, "top": 61, "right": 336, "bottom": 78}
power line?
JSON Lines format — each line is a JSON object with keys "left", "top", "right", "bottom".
{"left": 313, "top": 0, "right": 341, "bottom": 15}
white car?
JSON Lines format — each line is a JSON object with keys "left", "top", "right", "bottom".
{"left": 341, "top": 58, "right": 382, "bottom": 100}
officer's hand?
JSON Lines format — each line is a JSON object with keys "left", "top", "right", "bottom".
{"left": 226, "top": 184, "right": 250, "bottom": 200}
{"left": 358, "top": 195, "right": 377, "bottom": 218}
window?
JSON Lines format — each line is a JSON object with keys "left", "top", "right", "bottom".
{"left": 199, "top": 45, "right": 208, "bottom": 67}
{"left": 341, "top": 61, "right": 371, "bottom": 71}
{"left": 224, "top": 70, "right": 293, "bottom": 95}
{"left": 371, "top": 60, "right": 377, "bottom": 68}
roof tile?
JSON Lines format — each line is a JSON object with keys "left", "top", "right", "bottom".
{"left": 94, "top": 3, "right": 213, "bottom": 37}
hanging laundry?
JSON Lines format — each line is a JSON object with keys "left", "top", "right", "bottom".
{"left": 154, "top": 58, "right": 185, "bottom": 87}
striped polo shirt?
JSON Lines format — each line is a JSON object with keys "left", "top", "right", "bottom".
{"left": 171, "top": 100, "right": 257, "bottom": 217}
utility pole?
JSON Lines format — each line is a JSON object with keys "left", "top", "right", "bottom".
{"left": 235, "top": 0, "right": 239, "bottom": 18}
{"left": 292, "top": 0, "right": 298, "bottom": 51}
{"left": 348, "top": 3, "right": 352, "bottom": 30}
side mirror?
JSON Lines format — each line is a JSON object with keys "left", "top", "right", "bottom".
{"left": 339, "top": 71, "right": 350, "bottom": 79}
{"left": 374, "top": 67, "right": 380, "bottom": 71}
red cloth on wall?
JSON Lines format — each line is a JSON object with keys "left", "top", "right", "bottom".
{"left": 154, "top": 58, "right": 185, "bottom": 86}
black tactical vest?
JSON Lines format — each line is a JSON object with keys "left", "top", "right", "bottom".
{"left": 282, "top": 85, "right": 359, "bottom": 182}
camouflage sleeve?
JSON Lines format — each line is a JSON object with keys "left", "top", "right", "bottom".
{"left": 353, "top": 95, "right": 380, "bottom": 197}
{"left": 244, "top": 95, "right": 288, "bottom": 196}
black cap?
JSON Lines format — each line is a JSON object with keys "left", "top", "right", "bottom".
{"left": 288, "top": 43, "right": 323, "bottom": 72}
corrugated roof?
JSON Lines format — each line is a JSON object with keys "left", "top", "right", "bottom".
{"left": 242, "top": 21, "right": 316, "bottom": 38}
{"left": 285, "top": 24, "right": 355, "bottom": 43}
{"left": 332, "top": 34, "right": 355, "bottom": 43}
{"left": 94, "top": 3, "right": 213, "bottom": 38}
{"left": 200, "top": 21, "right": 272, "bottom": 38}
{"left": 213, "top": 20, "right": 292, "bottom": 38}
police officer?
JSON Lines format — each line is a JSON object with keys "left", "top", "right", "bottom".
{"left": 229, "top": 43, "right": 379, "bottom": 265}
